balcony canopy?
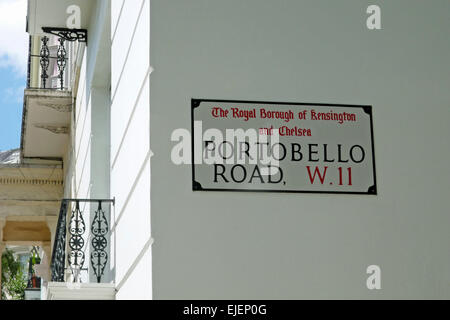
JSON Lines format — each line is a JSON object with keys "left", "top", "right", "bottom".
{"left": 21, "top": 89, "right": 72, "bottom": 160}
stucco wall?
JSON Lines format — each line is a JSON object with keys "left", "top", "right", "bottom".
{"left": 73, "top": 51, "right": 90, "bottom": 201}
{"left": 63, "top": 0, "right": 151, "bottom": 296}
{"left": 65, "top": 0, "right": 112, "bottom": 284}
{"left": 150, "top": 0, "right": 450, "bottom": 299}
{"left": 111, "top": 0, "right": 152, "bottom": 300}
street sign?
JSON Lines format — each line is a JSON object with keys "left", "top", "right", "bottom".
{"left": 192, "top": 99, "right": 377, "bottom": 195}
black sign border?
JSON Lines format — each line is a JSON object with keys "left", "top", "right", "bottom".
{"left": 191, "top": 98, "right": 377, "bottom": 195}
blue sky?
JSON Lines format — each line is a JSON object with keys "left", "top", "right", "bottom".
{"left": 0, "top": 0, "right": 28, "bottom": 152}
{"left": 0, "top": 65, "right": 25, "bottom": 151}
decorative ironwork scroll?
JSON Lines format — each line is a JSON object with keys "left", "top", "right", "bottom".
{"left": 39, "top": 36, "right": 50, "bottom": 88}
{"left": 56, "top": 38, "right": 67, "bottom": 90}
{"left": 42, "top": 27, "right": 87, "bottom": 43}
{"left": 91, "top": 201, "right": 109, "bottom": 283}
{"left": 50, "top": 199, "right": 114, "bottom": 283}
{"left": 51, "top": 200, "right": 68, "bottom": 282}
{"left": 68, "top": 201, "right": 86, "bottom": 273}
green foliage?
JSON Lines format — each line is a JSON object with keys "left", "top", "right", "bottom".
{"left": 1, "top": 249, "right": 28, "bottom": 300}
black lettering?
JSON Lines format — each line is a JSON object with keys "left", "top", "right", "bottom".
{"left": 231, "top": 165, "right": 247, "bottom": 183}
{"left": 238, "top": 142, "right": 252, "bottom": 161}
{"left": 249, "top": 165, "right": 265, "bottom": 184}
{"left": 268, "top": 166, "right": 284, "bottom": 184}
{"left": 337, "top": 144, "right": 349, "bottom": 163}
{"left": 350, "top": 145, "right": 365, "bottom": 163}
{"left": 271, "top": 143, "right": 287, "bottom": 161}
{"left": 291, "top": 143, "right": 303, "bottom": 161}
{"left": 218, "top": 141, "right": 234, "bottom": 160}
{"left": 323, "top": 144, "right": 335, "bottom": 162}
{"left": 308, "top": 144, "right": 319, "bottom": 162}
{"left": 214, "top": 164, "right": 228, "bottom": 183}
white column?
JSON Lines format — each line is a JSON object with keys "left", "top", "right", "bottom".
{"left": 89, "top": 87, "right": 112, "bottom": 284}
{"left": 45, "top": 216, "right": 58, "bottom": 252}
{"left": 35, "top": 241, "right": 52, "bottom": 283}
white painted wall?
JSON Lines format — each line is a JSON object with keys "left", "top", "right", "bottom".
{"left": 62, "top": 0, "right": 151, "bottom": 296}
{"left": 64, "top": 0, "right": 112, "bottom": 284}
{"left": 73, "top": 51, "right": 90, "bottom": 200}
{"left": 110, "top": 0, "right": 152, "bottom": 300}
{"left": 150, "top": 0, "right": 450, "bottom": 299}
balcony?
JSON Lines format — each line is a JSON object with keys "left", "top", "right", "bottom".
{"left": 22, "top": 31, "right": 85, "bottom": 162}
{"left": 45, "top": 199, "right": 115, "bottom": 300}
{"left": 29, "top": 35, "right": 69, "bottom": 91}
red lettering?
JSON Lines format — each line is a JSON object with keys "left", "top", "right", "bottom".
{"left": 306, "top": 166, "right": 328, "bottom": 184}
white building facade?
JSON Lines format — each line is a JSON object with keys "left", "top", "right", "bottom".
{"left": 18, "top": 0, "right": 450, "bottom": 300}
{"left": 24, "top": 0, "right": 151, "bottom": 299}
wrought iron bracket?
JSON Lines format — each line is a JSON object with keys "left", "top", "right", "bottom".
{"left": 42, "top": 27, "right": 88, "bottom": 43}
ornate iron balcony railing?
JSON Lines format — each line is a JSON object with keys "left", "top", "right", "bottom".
{"left": 51, "top": 198, "right": 115, "bottom": 284}
{"left": 27, "top": 28, "right": 87, "bottom": 91}
{"left": 28, "top": 36, "right": 68, "bottom": 90}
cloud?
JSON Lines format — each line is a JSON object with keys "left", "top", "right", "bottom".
{"left": 2, "top": 85, "right": 25, "bottom": 104}
{"left": 0, "top": 0, "right": 28, "bottom": 76}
